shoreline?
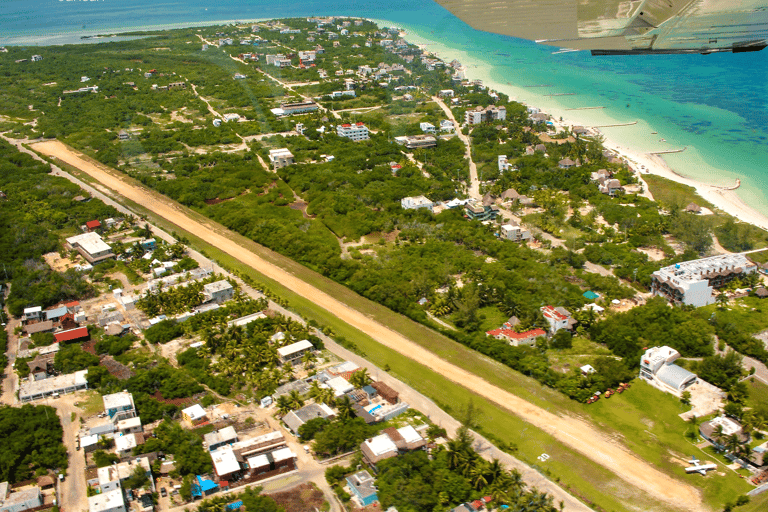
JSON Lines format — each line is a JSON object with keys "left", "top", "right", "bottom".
{"left": 388, "top": 22, "right": 768, "bottom": 234}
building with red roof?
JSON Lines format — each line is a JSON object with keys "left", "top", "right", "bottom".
{"left": 485, "top": 327, "right": 546, "bottom": 347}
{"left": 54, "top": 326, "right": 89, "bottom": 343}
{"left": 540, "top": 305, "right": 577, "bottom": 334}
{"left": 86, "top": 220, "right": 101, "bottom": 231}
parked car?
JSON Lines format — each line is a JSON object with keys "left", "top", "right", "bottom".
{"left": 160, "top": 488, "right": 167, "bottom": 498}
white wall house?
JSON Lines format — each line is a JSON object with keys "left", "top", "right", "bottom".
{"left": 337, "top": 123, "right": 369, "bottom": 141}
{"left": 400, "top": 196, "right": 434, "bottom": 212}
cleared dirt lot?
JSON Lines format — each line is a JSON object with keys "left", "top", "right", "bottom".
{"left": 32, "top": 140, "right": 703, "bottom": 512}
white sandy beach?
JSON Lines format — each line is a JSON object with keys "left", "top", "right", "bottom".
{"left": 390, "top": 23, "right": 768, "bottom": 234}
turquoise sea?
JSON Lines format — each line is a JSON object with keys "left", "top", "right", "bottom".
{"left": 2, "top": 0, "right": 768, "bottom": 216}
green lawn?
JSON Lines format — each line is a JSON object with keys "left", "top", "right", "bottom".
{"left": 50, "top": 146, "right": 755, "bottom": 512}
{"left": 697, "top": 298, "right": 768, "bottom": 336}
{"left": 476, "top": 306, "right": 509, "bottom": 333}
{"left": 643, "top": 174, "right": 717, "bottom": 211}
{"left": 741, "top": 491, "right": 768, "bottom": 512}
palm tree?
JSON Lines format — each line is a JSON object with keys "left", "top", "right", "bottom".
{"left": 287, "top": 390, "right": 304, "bottom": 410}
{"left": 726, "top": 433, "right": 741, "bottom": 456}
{"left": 713, "top": 423, "right": 726, "bottom": 449}
{"left": 485, "top": 459, "right": 505, "bottom": 486}
{"left": 349, "top": 368, "right": 371, "bottom": 389}
{"left": 468, "top": 462, "right": 489, "bottom": 490}
{"left": 275, "top": 395, "right": 292, "bottom": 416}
{"left": 336, "top": 396, "right": 355, "bottom": 422}
{"left": 308, "top": 380, "right": 324, "bottom": 401}
{"left": 319, "top": 388, "right": 336, "bottom": 407}
{"left": 301, "top": 350, "right": 317, "bottom": 369}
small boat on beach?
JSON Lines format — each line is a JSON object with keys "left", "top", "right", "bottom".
{"left": 659, "top": 138, "right": 666, "bottom": 142}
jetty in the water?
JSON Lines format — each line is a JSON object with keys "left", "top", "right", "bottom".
{"left": 649, "top": 147, "right": 687, "bottom": 155}
{"left": 591, "top": 121, "right": 638, "bottom": 128}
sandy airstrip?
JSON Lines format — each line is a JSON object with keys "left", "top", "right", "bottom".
{"left": 32, "top": 139, "right": 705, "bottom": 512}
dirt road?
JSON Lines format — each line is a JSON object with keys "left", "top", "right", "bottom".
{"left": 54, "top": 396, "right": 89, "bottom": 512}
{"left": 433, "top": 96, "right": 480, "bottom": 199}
{"left": 31, "top": 140, "right": 703, "bottom": 511}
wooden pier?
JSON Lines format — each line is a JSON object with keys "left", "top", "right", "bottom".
{"left": 591, "top": 121, "right": 638, "bottom": 128}
{"left": 649, "top": 147, "right": 687, "bottom": 155}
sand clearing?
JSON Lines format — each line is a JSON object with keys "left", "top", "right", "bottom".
{"left": 32, "top": 140, "right": 703, "bottom": 511}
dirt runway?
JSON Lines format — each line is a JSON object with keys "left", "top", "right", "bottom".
{"left": 32, "top": 140, "right": 703, "bottom": 511}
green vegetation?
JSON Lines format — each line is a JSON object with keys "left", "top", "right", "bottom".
{"left": 93, "top": 450, "right": 120, "bottom": 468}
{"left": 0, "top": 139, "right": 116, "bottom": 316}
{"left": 135, "top": 420, "right": 211, "bottom": 476}
{"left": 2, "top": 18, "right": 766, "bottom": 511}
{"left": 196, "top": 486, "right": 283, "bottom": 512}
{"left": 0, "top": 405, "right": 68, "bottom": 482}
{"left": 54, "top": 344, "right": 100, "bottom": 373}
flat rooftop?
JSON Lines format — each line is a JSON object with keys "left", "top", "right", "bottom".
{"left": 654, "top": 253, "right": 756, "bottom": 284}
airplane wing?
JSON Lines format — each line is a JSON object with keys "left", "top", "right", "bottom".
{"left": 433, "top": 0, "right": 768, "bottom": 54}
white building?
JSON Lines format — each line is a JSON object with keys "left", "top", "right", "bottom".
{"left": 498, "top": 155, "right": 509, "bottom": 172}
{"left": 438, "top": 89, "right": 454, "bottom": 98}
{"left": 211, "top": 445, "right": 241, "bottom": 481}
{"left": 66, "top": 232, "right": 114, "bottom": 264}
{"left": 204, "top": 426, "right": 238, "bottom": 452}
{"left": 639, "top": 346, "right": 697, "bottom": 395}
{"left": 114, "top": 434, "right": 140, "bottom": 458}
{"left": 277, "top": 339, "right": 314, "bottom": 365}
{"left": 19, "top": 370, "right": 88, "bottom": 402}
{"left": 464, "top": 105, "right": 506, "bottom": 125}
{"left": 337, "top": 123, "right": 369, "bottom": 141}
{"left": 326, "top": 376, "right": 354, "bottom": 397}
{"left": 419, "top": 122, "right": 436, "bottom": 134}
{"left": 400, "top": 196, "right": 434, "bottom": 212}
{"left": 116, "top": 416, "right": 142, "bottom": 435}
{"left": 88, "top": 488, "right": 126, "bottom": 512}
{"left": 203, "top": 280, "right": 234, "bottom": 303}
{"left": 440, "top": 120, "right": 455, "bottom": 132}
{"left": 540, "top": 305, "right": 576, "bottom": 334}
{"left": 97, "top": 458, "right": 152, "bottom": 493}
{"left": 360, "top": 434, "right": 398, "bottom": 464}
{"left": 103, "top": 392, "right": 136, "bottom": 421}
{"left": 182, "top": 404, "right": 208, "bottom": 425}
{"left": 651, "top": 254, "right": 757, "bottom": 307}
{"left": 268, "top": 148, "right": 294, "bottom": 169}
{"left": 329, "top": 90, "right": 356, "bottom": 98}
{"left": 500, "top": 224, "right": 531, "bottom": 242}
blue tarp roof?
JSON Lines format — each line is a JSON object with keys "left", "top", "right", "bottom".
{"left": 226, "top": 501, "right": 243, "bottom": 510}
{"left": 583, "top": 291, "right": 599, "bottom": 300}
{"left": 196, "top": 475, "right": 218, "bottom": 492}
